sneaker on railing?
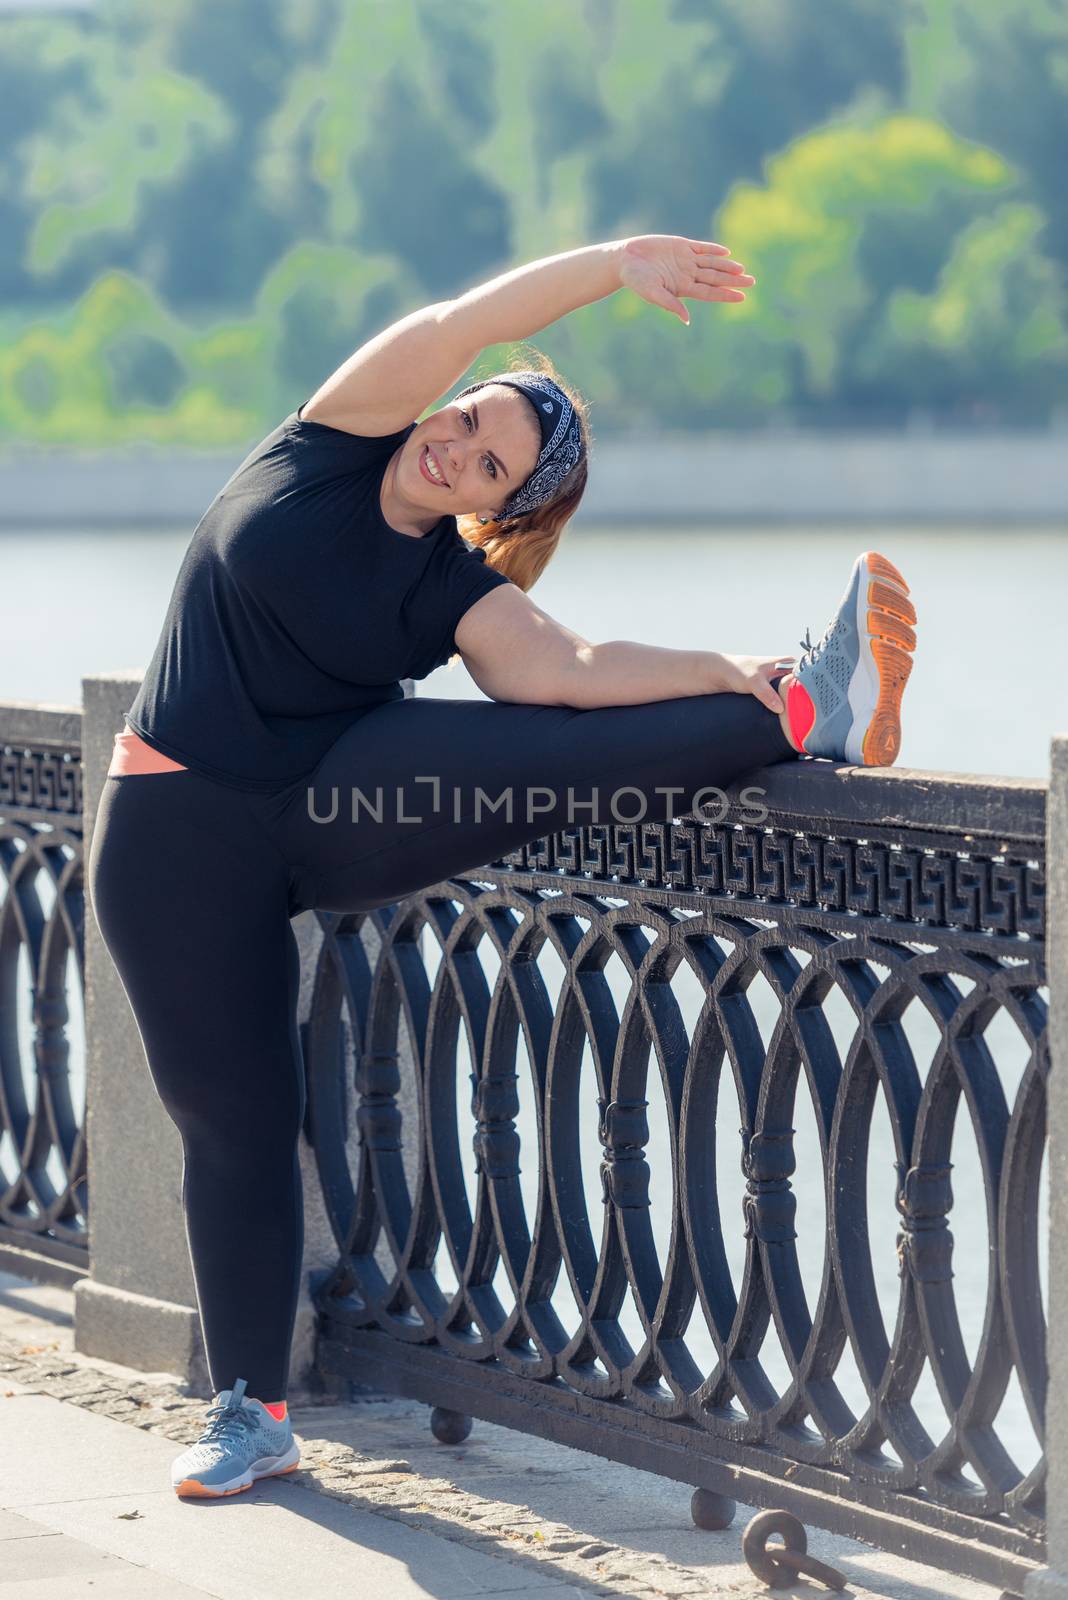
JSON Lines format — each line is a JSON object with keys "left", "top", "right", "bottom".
{"left": 171, "top": 1377, "right": 299, "bottom": 1498}
{"left": 785, "top": 550, "right": 917, "bottom": 767}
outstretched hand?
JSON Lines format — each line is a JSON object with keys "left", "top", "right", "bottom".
{"left": 619, "top": 234, "right": 755, "bottom": 324}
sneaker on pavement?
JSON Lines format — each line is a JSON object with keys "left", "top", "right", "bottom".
{"left": 171, "top": 1377, "right": 300, "bottom": 1498}
{"left": 785, "top": 550, "right": 917, "bottom": 767}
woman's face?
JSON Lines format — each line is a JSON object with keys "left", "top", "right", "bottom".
{"left": 403, "top": 384, "right": 542, "bottom": 519}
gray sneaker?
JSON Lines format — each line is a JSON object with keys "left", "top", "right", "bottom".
{"left": 789, "top": 550, "right": 916, "bottom": 766}
{"left": 171, "top": 1378, "right": 300, "bottom": 1498}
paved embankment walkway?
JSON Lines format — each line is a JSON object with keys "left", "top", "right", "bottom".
{"left": 0, "top": 1273, "right": 999, "bottom": 1599}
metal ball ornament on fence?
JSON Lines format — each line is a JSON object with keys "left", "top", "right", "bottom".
{"left": 430, "top": 1407, "right": 473, "bottom": 1445}
{"left": 690, "top": 1487, "right": 737, "bottom": 1530}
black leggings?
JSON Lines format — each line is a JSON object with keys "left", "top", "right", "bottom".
{"left": 86, "top": 690, "right": 798, "bottom": 1399}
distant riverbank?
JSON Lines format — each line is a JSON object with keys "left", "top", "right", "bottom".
{"left": 2, "top": 430, "right": 1067, "bottom": 525}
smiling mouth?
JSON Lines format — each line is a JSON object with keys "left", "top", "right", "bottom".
{"left": 421, "top": 443, "right": 450, "bottom": 488}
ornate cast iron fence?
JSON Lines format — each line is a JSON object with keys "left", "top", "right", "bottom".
{"left": 0, "top": 703, "right": 87, "bottom": 1284}
{"left": 308, "top": 760, "right": 1048, "bottom": 1597}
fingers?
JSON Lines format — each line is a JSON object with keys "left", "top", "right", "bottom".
{"left": 695, "top": 258, "right": 750, "bottom": 277}
{"left": 637, "top": 240, "right": 758, "bottom": 319}
{"left": 695, "top": 264, "right": 756, "bottom": 287}
{"left": 646, "top": 284, "right": 691, "bottom": 323}
{"left": 687, "top": 283, "right": 748, "bottom": 304}
{"left": 694, "top": 250, "right": 742, "bottom": 269}
{"left": 755, "top": 662, "right": 794, "bottom": 714}
{"left": 755, "top": 678, "right": 786, "bottom": 714}
{"left": 684, "top": 262, "right": 757, "bottom": 306}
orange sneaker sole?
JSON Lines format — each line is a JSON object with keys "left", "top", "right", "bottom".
{"left": 174, "top": 1462, "right": 299, "bottom": 1499}
{"left": 859, "top": 551, "right": 916, "bottom": 767}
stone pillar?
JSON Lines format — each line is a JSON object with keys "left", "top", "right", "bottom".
{"left": 74, "top": 673, "right": 415, "bottom": 1398}
{"left": 1026, "top": 733, "right": 1068, "bottom": 1598}
{"left": 74, "top": 673, "right": 209, "bottom": 1389}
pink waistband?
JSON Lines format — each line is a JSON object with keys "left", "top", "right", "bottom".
{"left": 108, "top": 731, "right": 188, "bottom": 776}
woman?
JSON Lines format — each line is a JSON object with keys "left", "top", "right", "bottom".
{"left": 86, "top": 233, "right": 917, "bottom": 1499}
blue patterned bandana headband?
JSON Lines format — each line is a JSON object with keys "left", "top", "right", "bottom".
{"left": 454, "top": 371, "right": 585, "bottom": 520}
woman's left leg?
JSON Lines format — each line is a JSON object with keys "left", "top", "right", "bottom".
{"left": 88, "top": 767, "right": 306, "bottom": 1403}
{"left": 257, "top": 688, "right": 799, "bottom": 912}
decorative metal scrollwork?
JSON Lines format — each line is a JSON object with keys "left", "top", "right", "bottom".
{"left": 306, "top": 794, "right": 1048, "bottom": 1594}
{"left": 0, "top": 731, "right": 87, "bottom": 1272}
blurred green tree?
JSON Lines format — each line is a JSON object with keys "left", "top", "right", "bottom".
{"left": 19, "top": 12, "right": 231, "bottom": 302}
{"left": 591, "top": 0, "right": 906, "bottom": 238}
{"left": 906, "top": 0, "right": 1068, "bottom": 269}
{"left": 255, "top": 241, "right": 415, "bottom": 413}
{"left": 0, "top": 16, "right": 95, "bottom": 306}
{"left": 1, "top": 0, "right": 1066, "bottom": 442}
{"left": 0, "top": 271, "right": 258, "bottom": 443}
{"left": 859, "top": 202, "right": 1068, "bottom": 421}
{"left": 710, "top": 115, "right": 1067, "bottom": 424}
{"left": 534, "top": 115, "right": 1068, "bottom": 432}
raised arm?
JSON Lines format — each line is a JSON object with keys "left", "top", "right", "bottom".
{"left": 299, "top": 237, "right": 754, "bottom": 437}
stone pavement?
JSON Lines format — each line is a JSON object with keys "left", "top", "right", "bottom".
{"left": 0, "top": 1272, "right": 1001, "bottom": 1599}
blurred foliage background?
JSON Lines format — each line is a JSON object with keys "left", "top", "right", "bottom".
{"left": 1, "top": 0, "right": 1066, "bottom": 445}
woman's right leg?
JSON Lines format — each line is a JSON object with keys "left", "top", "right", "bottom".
{"left": 86, "top": 768, "right": 305, "bottom": 1403}
{"left": 264, "top": 686, "right": 800, "bottom": 913}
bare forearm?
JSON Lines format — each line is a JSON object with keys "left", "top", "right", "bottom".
{"left": 444, "top": 241, "right": 627, "bottom": 347}
{"left": 555, "top": 640, "right": 726, "bottom": 709}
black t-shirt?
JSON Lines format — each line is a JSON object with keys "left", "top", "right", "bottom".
{"left": 124, "top": 407, "right": 512, "bottom": 792}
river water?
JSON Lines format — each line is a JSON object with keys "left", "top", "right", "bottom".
{"left": 0, "top": 520, "right": 1057, "bottom": 1478}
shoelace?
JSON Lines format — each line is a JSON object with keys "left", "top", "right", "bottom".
{"left": 798, "top": 623, "right": 832, "bottom": 667}
{"left": 197, "top": 1382, "right": 261, "bottom": 1451}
